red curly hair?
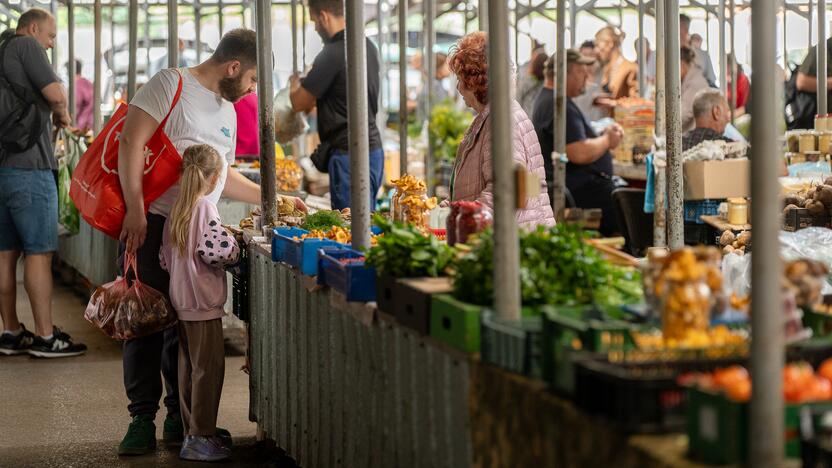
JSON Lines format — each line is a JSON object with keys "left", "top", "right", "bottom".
{"left": 448, "top": 32, "right": 489, "bottom": 105}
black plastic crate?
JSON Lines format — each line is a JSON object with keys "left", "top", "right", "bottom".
{"left": 376, "top": 274, "right": 399, "bottom": 315}
{"left": 394, "top": 277, "right": 453, "bottom": 334}
{"left": 228, "top": 244, "right": 249, "bottom": 322}
{"left": 574, "top": 356, "right": 744, "bottom": 433}
{"left": 481, "top": 310, "right": 543, "bottom": 378}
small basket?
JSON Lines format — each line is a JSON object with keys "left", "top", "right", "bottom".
{"left": 317, "top": 248, "right": 376, "bottom": 302}
{"left": 683, "top": 199, "right": 722, "bottom": 224}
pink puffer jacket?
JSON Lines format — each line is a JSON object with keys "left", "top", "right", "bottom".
{"left": 451, "top": 101, "right": 556, "bottom": 229}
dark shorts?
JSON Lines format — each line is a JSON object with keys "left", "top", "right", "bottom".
{"left": 0, "top": 167, "right": 58, "bottom": 254}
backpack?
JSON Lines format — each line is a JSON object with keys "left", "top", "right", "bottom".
{"left": 0, "top": 34, "right": 44, "bottom": 153}
{"left": 784, "top": 63, "right": 818, "bottom": 130}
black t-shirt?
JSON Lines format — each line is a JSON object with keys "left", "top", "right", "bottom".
{"left": 564, "top": 98, "right": 613, "bottom": 191}
{"left": 682, "top": 127, "right": 732, "bottom": 151}
{"left": 301, "top": 30, "right": 382, "bottom": 152}
{"left": 531, "top": 86, "right": 555, "bottom": 189}
{"left": 799, "top": 37, "right": 832, "bottom": 109}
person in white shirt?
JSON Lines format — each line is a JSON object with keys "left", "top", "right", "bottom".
{"left": 115, "top": 28, "right": 305, "bottom": 456}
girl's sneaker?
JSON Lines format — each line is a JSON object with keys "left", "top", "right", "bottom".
{"left": 180, "top": 435, "right": 231, "bottom": 462}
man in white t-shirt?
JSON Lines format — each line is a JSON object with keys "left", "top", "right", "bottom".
{"left": 115, "top": 29, "right": 305, "bottom": 458}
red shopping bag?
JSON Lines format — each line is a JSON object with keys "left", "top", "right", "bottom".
{"left": 70, "top": 72, "right": 184, "bottom": 239}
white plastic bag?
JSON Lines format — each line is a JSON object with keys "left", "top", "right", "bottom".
{"left": 274, "top": 86, "right": 309, "bottom": 144}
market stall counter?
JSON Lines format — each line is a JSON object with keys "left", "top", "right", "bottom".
{"left": 244, "top": 240, "right": 748, "bottom": 468}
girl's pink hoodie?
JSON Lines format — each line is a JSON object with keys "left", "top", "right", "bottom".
{"left": 160, "top": 197, "right": 240, "bottom": 321}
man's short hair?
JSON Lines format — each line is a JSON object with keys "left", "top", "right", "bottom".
{"left": 17, "top": 8, "right": 52, "bottom": 31}
{"left": 693, "top": 89, "right": 727, "bottom": 119}
{"left": 211, "top": 29, "right": 257, "bottom": 68}
{"left": 580, "top": 40, "right": 595, "bottom": 50}
{"left": 308, "top": 0, "right": 343, "bottom": 16}
{"left": 680, "top": 14, "right": 692, "bottom": 27}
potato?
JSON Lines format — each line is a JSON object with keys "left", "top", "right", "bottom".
{"left": 723, "top": 244, "right": 735, "bottom": 255}
{"left": 783, "top": 204, "right": 800, "bottom": 214}
{"left": 816, "top": 185, "right": 832, "bottom": 207}
{"left": 719, "top": 230, "right": 736, "bottom": 247}
{"left": 736, "top": 231, "right": 751, "bottom": 247}
{"left": 783, "top": 195, "right": 803, "bottom": 208}
{"left": 807, "top": 199, "right": 827, "bottom": 216}
{"left": 824, "top": 176, "right": 832, "bottom": 187}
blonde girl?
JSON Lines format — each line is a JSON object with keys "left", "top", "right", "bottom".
{"left": 159, "top": 144, "right": 239, "bottom": 462}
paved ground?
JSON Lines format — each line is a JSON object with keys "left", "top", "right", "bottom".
{"left": 0, "top": 268, "right": 286, "bottom": 467}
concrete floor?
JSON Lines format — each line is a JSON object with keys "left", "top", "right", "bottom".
{"left": 0, "top": 271, "right": 281, "bottom": 467}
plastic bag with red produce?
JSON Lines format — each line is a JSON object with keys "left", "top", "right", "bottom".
{"left": 84, "top": 253, "right": 177, "bottom": 340}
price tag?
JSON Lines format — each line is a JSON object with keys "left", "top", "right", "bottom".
{"left": 515, "top": 165, "right": 541, "bottom": 209}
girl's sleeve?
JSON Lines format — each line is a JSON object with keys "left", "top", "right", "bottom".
{"left": 194, "top": 202, "right": 240, "bottom": 268}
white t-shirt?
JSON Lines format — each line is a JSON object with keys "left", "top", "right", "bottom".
{"left": 130, "top": 68, "right": 238, "bottom": 217}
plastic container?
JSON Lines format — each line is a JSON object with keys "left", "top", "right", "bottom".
{"left": 683, "top": 200, "right": 722, "bottom": 224}
{"left": 480, "top": 310, "right": 544, "bottom": 378}
{"left": 728, "top": 198, "right": 749, "bottom": 225}
{"left": 317, "top": 248, "right": 376, "bottom": 302}
{"left": 276, "top": 227, "right": 342, "bottom": 276}
{"left": 271, "top": 227, "right": 307, "bottom": 262}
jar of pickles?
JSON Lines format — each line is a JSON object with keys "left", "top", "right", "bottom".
{"left": 401, "top": 187, "right": 435, "bottom": 229}
{"left": 454, "top": 201, "right": 492, "bottom": 244}
{"left": 655, "top": 249, "right": 713, "bottom": 341}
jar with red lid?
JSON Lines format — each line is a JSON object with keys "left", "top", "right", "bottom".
{"left": 455, "top": 201, "right": 492, "bottom": 245}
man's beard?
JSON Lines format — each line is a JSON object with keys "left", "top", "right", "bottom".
{"left": 219, "top": 75, "right": 248, "bottom": 103}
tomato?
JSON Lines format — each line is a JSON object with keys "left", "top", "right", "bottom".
{"left": 713, "top": 366, "right": 749, "bottom": 390}
{"left": 819, "top": 359, "right": 832, "bottom": 383}
{"left": 726, "top": 379, "right": 752, "bottom": 402}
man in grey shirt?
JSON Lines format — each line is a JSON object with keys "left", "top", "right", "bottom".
{"left": 0, "top": 8, "right": 85, "bottom": 358}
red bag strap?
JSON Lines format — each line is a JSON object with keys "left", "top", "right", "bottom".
{"left": 122, "top": 252, "right": 140, "bottom": 283}
{"left": 158, "top": 70, "right": 184, "bottom": 130}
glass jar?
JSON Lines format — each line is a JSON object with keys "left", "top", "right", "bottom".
{"left": 390, "top": 187, "right": 402, "bottom": 222}
{"left": 800, "top": 131, "right": 818, "bottom": 153}
{"left": 728, "top": 198, "right": 748, "bottom": 225}
{"left": 817, "top": 114, "right": 828, "bottom": 132}
{"left": 401, "top": 187, "right": 430, "bottom": 229}
{"left": 820, "top": 132, "right": 832, "bottom": 155}
{"left": 659, "top": 277, "right": 712, "bottom": 342}
{"left": 455, "top": 201, "right": 492, "bottom": 245}
{"left": 447, "top": 203, "right": 461, "bottom": 246}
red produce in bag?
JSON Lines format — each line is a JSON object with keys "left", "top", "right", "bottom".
{"left": 69, "top": 72, "right": 184, "bottom": 239}
{"left": 84, "top": 253, "right": 177, "bottom": 340}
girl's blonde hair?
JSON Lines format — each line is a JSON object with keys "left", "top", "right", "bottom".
{"left": 168, "top": 144, "right": 224, "bottom": 255}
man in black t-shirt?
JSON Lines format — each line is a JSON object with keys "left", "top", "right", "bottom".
{"left": 290, "top": 0, "right": 384, "bottom": 210}
{"left": 531, "top": 49, "right": 623, "bottom": 235}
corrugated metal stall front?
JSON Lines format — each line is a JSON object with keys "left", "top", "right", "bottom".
{"left": 249, "top": 245, "right": 473, "bottom": 467}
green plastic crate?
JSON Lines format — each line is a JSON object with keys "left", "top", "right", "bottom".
{"left": 803, "top": 309, "right": 832, "bottom": 337}
{"left": 687, "top": 387, "right": 832, "bottom": 464}
{"left": 430, "top": 295, "right": 537, "bottom": 353}
{"left": 541, "top": 304, "right": 635, "bottom": 395}
{"left": 480, "top": 310, "right": 543, "bottom": 378}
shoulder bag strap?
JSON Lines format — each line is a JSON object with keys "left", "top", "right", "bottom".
{"left": 0, "top": 35, "right": 39, "bottom": 104}
{"left": 157, "top": 70, "right": 184, "bottom": 130}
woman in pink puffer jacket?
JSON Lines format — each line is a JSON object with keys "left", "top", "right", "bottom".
{"left": 447, "top": 32, "right": 555, "bottom": 229}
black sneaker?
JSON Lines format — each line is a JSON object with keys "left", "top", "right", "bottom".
{"left": 0, "top": 324, "right": 35, "bottom": 356}
{"left": 28, "top": 327, "right": 87, "bottom": 358}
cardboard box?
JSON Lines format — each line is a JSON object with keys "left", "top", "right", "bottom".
{"left": 683, "top": 159, "right": 750, "bottom": 200}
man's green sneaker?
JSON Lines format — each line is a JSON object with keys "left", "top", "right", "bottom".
{"left": 118, "top": 414, "right": 157, "bottom": 456}
{"left": 163, "top": 413, "right": 184, "bottom": 444}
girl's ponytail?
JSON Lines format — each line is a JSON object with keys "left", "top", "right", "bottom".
{"left": 168, "top": 145, "right": 224, "bottom": 254}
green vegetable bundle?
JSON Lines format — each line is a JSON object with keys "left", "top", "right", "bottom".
{"left": 452, "top": 224, "right": 643, "bottom": 308}
{"left": 302, "top": 210, "right": 345, "bottom": 231}
{"left": 429, "top": 100, "right": 473, "bottom": 164}
{"left": 366, "top": 214, "right": 453, "bottom": 278}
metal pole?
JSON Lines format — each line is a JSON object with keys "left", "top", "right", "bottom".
{"left": 570, "top": 4, "right": 577, "bottom": 47}
{"left": 50, "top": 0, "right": 57, "bottom": 71}
{"left": 425, "top": 0, "right": 435, "bottom": 195}
{"left": 783, "top": 8, "right": 787, "bottom": 72}
{"left": 464, "top": 1, "right": 470, "bottom": 35}
{"left": 195, "top": 5, "right": 202, "bottom": 63}
{"left": 144, "top": 4, "right": 151, "bottom": 75}
{"left": 168, "top": 0, "right": 178, "bottom": 69}
{"left": 94, "top": 0, "right": 102, "bottom": 134}
{"left": 488, "top": 0, "right": 521, "bottom": 322}
{"left": 664, "top": 0, "right": 683, "bottom": 250}
{"left": 378, "top": 0, "right": 388, "bottom": 135}
{"left": 820, "top": 0, "right": 828, "bottom": 115}
{"left": 218, "top": 0, "right": 224, "bottom": 36}
{"left": 346, "top": 0, "right": 372, "bottom": 250}
{"left": 638, "top": 0, "right": 645, "bottom": 96}
{"left": 729, "top": 0, "right": 737, "bottom": 119}
{"left": 514, "top": 0, "right": 520, "bottom": 66}
{"left": 719, "top": 0, "right": 727, "bottom": 93}
{"left": 811, "top": 0, "right": 815, "bottom": 53}
{"left": 110, "top": 4, "right": 116, "bottom": 102}
{"left": 67, "top": 1, "right": 75, "bottom": 124}
{"left": 302, "top": 2, "right": 307, "bottom": 68}
{"left": 127, "top": 0, "right": 138, "bottom": 100}
{"left": 552, "top": 0, "right": 567, "bottom": 217}
{"left": 255, "top": 0, "right": 277, "bottom": 226}
{"left": 291, "top": 0, "right": 298, "bottom": 74}
{"left": 479, "top": 0, "right": 488, "bottom": 32}
{"left": 653, "top": 0, "right": 667, "bottom": 247}
{"left": 399, "top": 0, "right": 408, "bottom": 178}
{"left": 749, "top": 1, "right": 784, "bottom": 465}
